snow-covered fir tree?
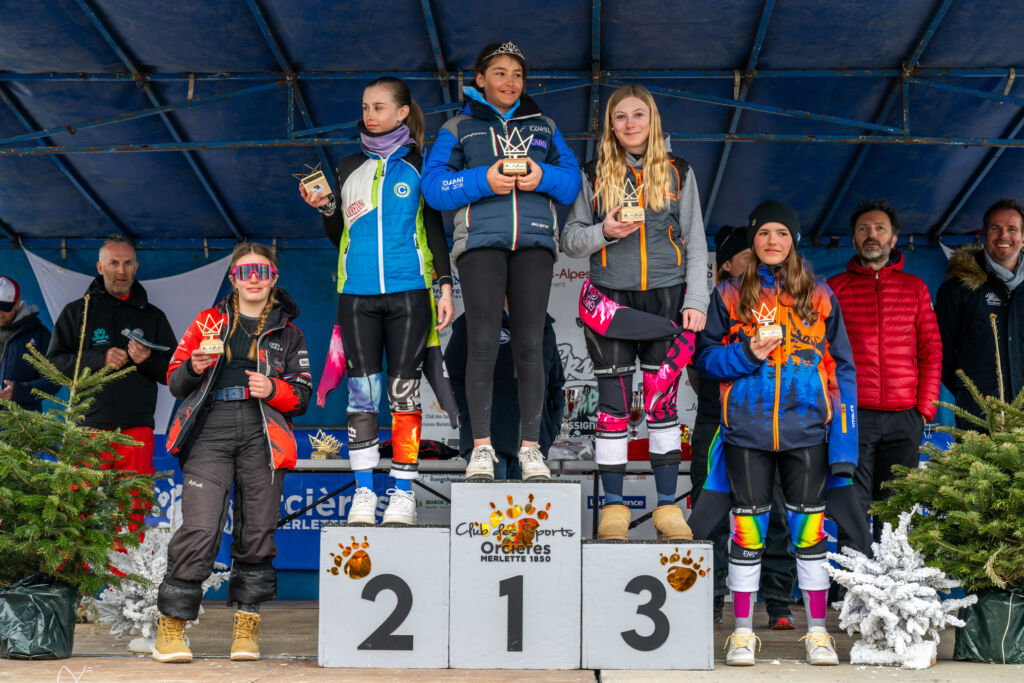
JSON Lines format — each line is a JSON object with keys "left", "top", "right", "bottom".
{"left": 827, "top": 508, "right": 977, "bottom": 669}
{"left": 85, "top": 524, "right": 228, "bottom": 649}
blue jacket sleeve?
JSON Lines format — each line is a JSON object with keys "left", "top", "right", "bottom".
{"left": 421, "top": 127, "right": 494, "bottom": 210}
{"left": 823, "top": 288, "right": 859, "bottom": 473}
{"left": 535, "top": 126, "right": 581, "bottom": 205}
{"left": 695, "top": 287, "right": 761, "bottom": 382}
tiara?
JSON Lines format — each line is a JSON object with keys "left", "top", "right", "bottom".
{"left": 486, "top": 41, "right": 525, "bottom": 62}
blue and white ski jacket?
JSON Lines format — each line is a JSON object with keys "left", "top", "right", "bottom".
{"left": 322, "top": 143, "right": 450, "bottom": 296}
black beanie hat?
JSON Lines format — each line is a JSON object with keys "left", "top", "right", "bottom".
{"left": 715, "top": 225, "right": 748, "bottom": 268}
{"left": 747, "top": 200, "right": 801, "bottom": 245}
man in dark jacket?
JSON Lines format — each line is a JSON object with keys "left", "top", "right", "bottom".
{"left": 828, "top": 200, "right": 941, "bottom": 537}
{"left": 936, "top": 198, "right": 1024, "bottom": 428}
{"left": 445, "top": 309, "right": 565, "bottom": 478}
{"left": 47, "top": 236, "right": 176, "bottom": 480}
{"left": 0, "top": 276, "right": 53, "bottom": 411}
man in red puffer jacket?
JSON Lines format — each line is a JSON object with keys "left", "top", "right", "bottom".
{"left": 827, "top": 199, "right": 941, "bottom": 540}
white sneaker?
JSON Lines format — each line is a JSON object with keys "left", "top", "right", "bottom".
{"left": 382, "top": 488, "right": 416, "bottom": 525}
{"left": 801, "top": 626, "right": 839, "bottom": 665}
{"left": 347, "top": 486, "right": 378, "bottom": 524}
{"left": 466, "top": 445, "right": 497, "bottom": 481}
{"left": 724, "top": 627, "right": 760, "bottom": 666}
{"left": 517, "top": 445, "right": 551, "bottom": 481}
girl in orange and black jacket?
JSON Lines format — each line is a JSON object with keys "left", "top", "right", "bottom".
{"left": 154, "top": 242, "right": 310, "bottom": 664}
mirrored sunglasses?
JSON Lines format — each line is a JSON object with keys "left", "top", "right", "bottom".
{"left": 231, "top": 263, "right": 277, "bottom": 281}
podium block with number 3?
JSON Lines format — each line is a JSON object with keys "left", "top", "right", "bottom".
{"left": 582, "top": 540, "right": 714, "bottom": 670}
{"left": 318, "top": 525, "right": 450, "bottom": 668}
{"left": 449, "top": 481, "right": 581, "bottom": 669}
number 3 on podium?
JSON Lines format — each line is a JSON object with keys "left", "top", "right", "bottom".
{"left": 621, "top": 575, "right": 670, "bottom": 651}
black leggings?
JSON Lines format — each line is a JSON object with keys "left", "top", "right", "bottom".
{"left": 724, "top": 443, "right": 828, "bottom": 512}
{"left": 336, "top": 289, "right": 431, "bottom": 379}
{"left": 457, "top": 247, "right": 554, "bottom": 442}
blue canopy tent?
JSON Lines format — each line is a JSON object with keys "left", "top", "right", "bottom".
{"left": 0, "top": 0, "right": 1016, "bottom": 592}
{"left": 3, "top": 0, "right": 1019, "bottom": 417}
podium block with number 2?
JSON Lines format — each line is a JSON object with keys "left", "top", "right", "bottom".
{"left": 581, "top": 540, "right": 714, "bottom": 670}
{"left": 318, "top": 525, "right": 450, "bottom": 668}
{"left": 449, "top": 481, "right": 582, "bottom": 669}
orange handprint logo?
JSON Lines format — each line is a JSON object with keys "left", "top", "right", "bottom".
{"left": 325, "top": 535, "right": 372, "bottom": 579}
{"left": 659, "top": 547, "right": 707, "bottom": 593}
{"left": 474, "top": 493, "right": 551, "bottom": 550}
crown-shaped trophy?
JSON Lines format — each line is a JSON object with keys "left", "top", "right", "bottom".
{"left": 309, "top": 429, "right": 343, "bottom": 460}
{"left": 196, "top": 313, "right": 225, "bottom": 355}
{"left": 292, "top": 163, "right": 331, "bottom": 199}
{"left": 752, "top": 302, "right": 783, "bottom": 342}
{"left": 619, "top": 177, "right": 645, "bottom": 222}
{"left": 497, "top": 128, "right": 533, "bottom": 176}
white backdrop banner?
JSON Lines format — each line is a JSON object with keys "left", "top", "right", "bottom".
{"left": 23, "top": 248, "right": 232, "bottom": 434}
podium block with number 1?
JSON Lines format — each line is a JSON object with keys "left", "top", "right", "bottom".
{"left": 449, "top": 481, "right": 581, "bottom": 669}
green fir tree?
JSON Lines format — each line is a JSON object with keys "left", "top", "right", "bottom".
{"left": 875, "top": 314, "right": 1024, "bottom": 592}
{"left": 0, "top": 293, "right": 156, "bottom": 596}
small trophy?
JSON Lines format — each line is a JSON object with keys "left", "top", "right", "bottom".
{"left": 628, "top": 390, "right": 644, "bottom": 439}
{"left": 309, "top": 429, "right": 342, "bottom": 460}
{"left": 619, "top": 177, "right": 645, "bottom": 223}
{"left": 752, "top": 302, "right": 783, "bottom": 342}
{"left": 562, "top": 387, "right": 580, "bottom": 436}
{"left": 292, "top": 163, "right": 332, "bottom": 199}
{"left": 497, "top": 128, "right": 533, "bottom": 176}
{"left": 196, "top": 314, "right": 225, "bottom": 355}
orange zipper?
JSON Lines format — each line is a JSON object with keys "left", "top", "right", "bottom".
{"left": 722, "top": 383, "right": 733, "bottom": 428}
{"left": 668, "top": 224, "right": 681, "bottom": 266}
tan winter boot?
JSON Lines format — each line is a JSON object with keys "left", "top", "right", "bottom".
{"left": 597, "top": 504, "right": 631, "bottom": 540}
{"left": 151, "top": 615, "right": 192, "bottom": 663}
{"left": 230, "top": 611, "right": 262, "bottom": 661}
{"left": 652, "top": 504, "right": 693, "bottom": 541}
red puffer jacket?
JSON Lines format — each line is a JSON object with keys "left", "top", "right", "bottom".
{"left": 827, "top": 251, "right": 941, "bottom": 420}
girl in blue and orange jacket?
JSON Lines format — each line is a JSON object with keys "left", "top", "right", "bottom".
{"left": 694, "top": 200, "right": 857, "bottom": 667}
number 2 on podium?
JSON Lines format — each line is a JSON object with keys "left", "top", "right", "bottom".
{"left": 357, "top": 574, "right": 414, "bottom": 651}
{"left": 499, "top": 575, "right": 524, "bottom": 652}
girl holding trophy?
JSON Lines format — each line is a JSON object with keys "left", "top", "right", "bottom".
{"left": 301, "top": 77, "right": 454, "bottom": 525}
{"left": 154, "top": 242, "right": 312, "bottom": 663}
{"left": 561, "top": 84, "right": 709, "bottom": 541}
{"left": 693, "top": 201, "right": 857, "bottom": 666}
{"left": 421, "top": 41, "right": 580, "bottom": 481}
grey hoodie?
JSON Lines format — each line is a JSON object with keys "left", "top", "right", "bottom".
{"left": 560, "top": 140, "right": 709, "bottom": 312}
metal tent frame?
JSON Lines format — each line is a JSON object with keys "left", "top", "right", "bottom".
{"left": 0, "top": 0, "right": 1021, "bottom": 245}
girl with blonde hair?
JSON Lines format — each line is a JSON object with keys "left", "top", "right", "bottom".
{"left": 562, "top": 84, "right": 709, "bottom": 541}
